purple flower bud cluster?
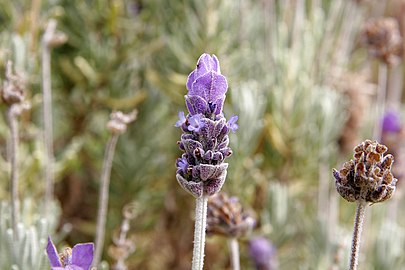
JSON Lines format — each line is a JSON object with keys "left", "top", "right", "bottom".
{"left": 175, "top": 54, "right": 238, "bottom": 198}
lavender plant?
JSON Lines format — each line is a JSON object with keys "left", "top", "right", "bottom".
{"left": 175, "top": 53, "right": 237, "bottom": 269}
{"left": 332, "top": 140, "right": 398, "bottom": 270}
{"left": 0, "top": 199, "right": 60, "bottom": 270}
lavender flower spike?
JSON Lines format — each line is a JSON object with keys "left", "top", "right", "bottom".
{"left": 46, "top": 236, "right": 94, "bottom": 270}
{"left": 176, "top": 53, "right": 237, "bottom": 198}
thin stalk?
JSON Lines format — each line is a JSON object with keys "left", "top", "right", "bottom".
{"left": 8, "top": 108, "right": 19, "bottom": 240}
{"left": 349, "top": 200, "right": 367, "bottom": 270}
{"left": 372, "top": 63, "right": 387, "bottom": 141}
{"left": 93, "top": 134, "right": 119, "bottom": 267}
{"left": 191, "top": 196, "right": 208, "bottom": 270}
{"left": 228, "top": 238, "right": 240, "bottom": 270}
{"left": 42, "top": 21, "right": 56, "bottom": 215}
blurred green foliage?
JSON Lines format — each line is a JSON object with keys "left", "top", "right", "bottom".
{"left": 0, "top": 0, "right": 404, "bottom": 269}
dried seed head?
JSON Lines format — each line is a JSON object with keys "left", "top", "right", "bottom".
{"left": 107, "top": 110, "right": 137, "bottom": 134}
{"left": 1, "top": 61, "right": 26, "bottom": 105}
{"left": 361, "top": 17, "right": 402, "bottom": 65}
{"left": 332, "top": 140, "right": 398, "bottom": 203}
{"left": 206, "top": 192, "right": 256, "bottom": 238}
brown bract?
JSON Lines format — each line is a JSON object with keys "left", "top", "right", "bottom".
{"left": 332, "top": 140, "right": 397, "bottom": 203}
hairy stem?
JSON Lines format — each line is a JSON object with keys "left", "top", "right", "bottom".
{"left": 93, "top": 134, "right": 119, "bottom": 267}
{"left": 8, "top": 108, "right": 19, "bottom": 240}
{"left": 42, "top": 20, "right": 57, "bottom": 215}
{"left": 191, "top": 196, "right": 208, "bottom": 270}
{"left": 373, "top": 62, "right": 387, "bottom": 141}
{"left": 349, "top": 200, "right": 367, "bottom": 270}
{"left": 229, "top": 238, "right": 240, "bottom": 270}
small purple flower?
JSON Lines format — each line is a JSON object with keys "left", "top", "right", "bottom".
{"left": 248, "top": 237, "right": 278, "bottom": 270}
{"left": 382, "top": 110, "right": 401, "bottom": 133}
{"left": 188, "top": 114, "right": 204, "bottom": 133}
{"left": 46, "top": 236, "right": 94, "bottom": 270}
{"left": 227, "top": 115, "right": 239, "bottom": 133}
{"left": 176, "top": 156, "right": 189, "bottom": 174}
{"left": 175, "top": 111, "right": 187, "bottom": 127}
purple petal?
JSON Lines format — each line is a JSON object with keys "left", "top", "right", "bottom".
{"left": 188, "top": 114, "right": 205, "bottom": 133}
{"left": 190, "top": 72, "right": 228, "bottom": 102}
{"left": 213, "top": 96, "right": 225, "bottom": 115}
{"left": 186, "top": 70, "right": 197, "bottom": 91}
{"left": 46, "top": 237, "right": 63, "bottom": 267}
{"left": 175, "top": 111, "right": 186, "bottom": 127}
{"left": 72, "top": 243, "right": 94, "bottom": 269}
{"left": 227, "top": 115, "right": 239, "bottom": 133}
{"left": 185, "top": 95, "right": 208, "bottom": 115}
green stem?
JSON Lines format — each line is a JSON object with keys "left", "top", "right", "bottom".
{"left": 349, "top": 200, "right": 367, "bottom": 270}
{"left": 93, "top": 134, "right": 119, "bottom": 267}
{"left": 191, "top": 196, "right": 208, "bottom": 270}
{"left": 8, "top": 108, "right": 19, "bottom": 240}
{"left": 228, "top": 238, "right": 240, "bottom": 270}
{"left": 42, "top": 20, "right": 57, "bottom": 215}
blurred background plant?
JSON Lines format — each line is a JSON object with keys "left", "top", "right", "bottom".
{"left": 0, "top": 0, "right": 405, "bottom": 269}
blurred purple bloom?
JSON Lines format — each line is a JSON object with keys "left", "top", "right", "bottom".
{"left": 46, "top": 236, "right": 94, "bottom": 270}
{"left": 382, "top": 110, "right": 401, "bottom": 133}
{"left": 175, "top": 111, "right": 187, "bottom": 127}
{"left": 249, "top": 237, "right": 278, "bottom": 270}
{"left": 227, "top": 115, "right": 239, "bottom": 133}
{"left": 188, "top": 114, "right": 204, "bottom": 133}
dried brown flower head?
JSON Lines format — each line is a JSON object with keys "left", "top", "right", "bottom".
{"left": 206, "top": 192, "right": 255, "bottom": 238}
{"left": 332, "top": 140, "right": 397, "bottom": 203}
{"left": 361, "top": 17, "right": 402, "bottom": 65}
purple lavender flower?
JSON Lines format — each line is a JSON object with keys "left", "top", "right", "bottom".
{"left": 46, "top": 236, "right": 94, "bottom": 270}
{"left": 175, "top": 111, "right": 186, "bottom": 127}
{"left": 187, "top": 114, "right": 205, "bottom": 133}
{"left": 176, "top": 54, "right": 237, "bottom": 198}
{"left": 248, "top": 237, "right": 278, "bottom": 270}
{"left": 382, "top": 110, "right": 402, "bottom": 133}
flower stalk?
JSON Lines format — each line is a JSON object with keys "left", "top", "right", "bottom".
{"left": 41, "top": 19, "right": 67, "bottom": 215}
{"left": 349, "top": 200, "right": 367, "bottom": 270}
{"left": 191, "top": 196, "right": 208, "bottom": 270}
{"left": 1, "top": 60, "right": 30, "bottom": 240}
{"left": 229, "top": 238, "right": 240, "bottom": 270}
{"left": 8, "top": 108, "right": 19, "bottom": 240}
{"left": 93, "top": 134, "right": 119, "bottom": 267}
{"left": 93, "top": 110, "right": 137, "bottom": 268}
